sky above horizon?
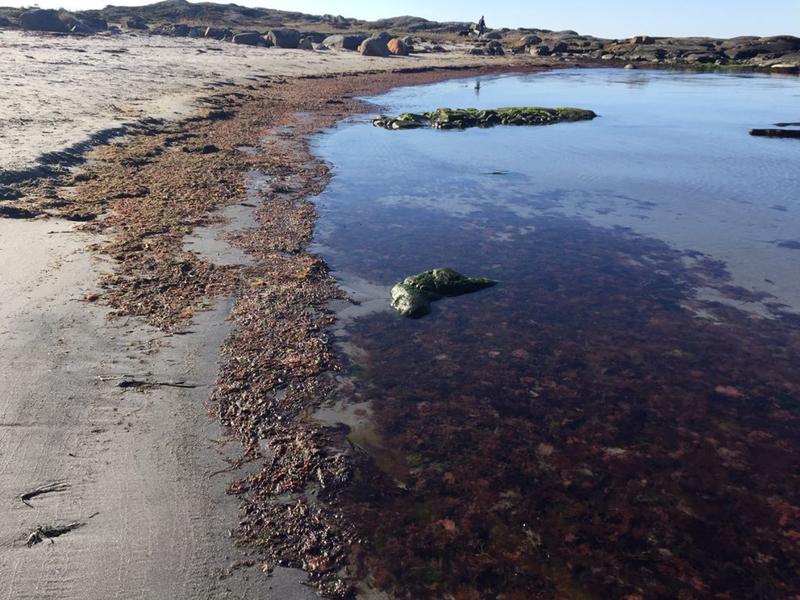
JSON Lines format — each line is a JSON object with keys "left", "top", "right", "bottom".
{"left": 7, "top": 0, "right": 800, "bottom": 39}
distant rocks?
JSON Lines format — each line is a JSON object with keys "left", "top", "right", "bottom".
{"left": 322, "top": 34, "right": 366, "bottom": 51}
{"left": 513, "top": 31, "right": 800, "bottom": 70}
{"left": 62, "top": 15, "right": 107, "bottom": 34}
{"left": 359, "top": 33, "right": 391, "bottom": 57}
{"left": 484, "top": 40, "right": 505, "bottom": 56}
{"left": 0, "top": 186, "right": 21, "bottom": 201}
{"left": 204, "top": 26, "right": 230, "bottom": 40}
{"left": 232, "top": 31, "right": 261, "bottom": 45}
{"left": 387, "top": 38, "right": 411, "bottom": 56}
{"left": 267, "top": 28, "right": 301, "bottom": 48}
{"left": 20, "top": 9, "right": 66, "bottom": 33}
{"left": 750, "top": 128, "right": 800, "bottom": 139}
{"left": 125, "top": 16, "right": 148, "bottom": 30}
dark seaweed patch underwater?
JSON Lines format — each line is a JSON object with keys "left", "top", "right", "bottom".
{"left": 310, "top": 70, "right": 800, "bottom": 599}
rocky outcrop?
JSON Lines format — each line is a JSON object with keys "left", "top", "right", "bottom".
{"left": 267, "top": 28, "right": 301, "bottom": 48}
{"left": 515, "top": 31, "right": 800, "bottom": 69}
{"left": 390, "top": 268, "right": 497, "bottom": 318}
{"left": 19, "top": 9, "right": 66, "bottom": 33}
{"left": 373, "top": 107, "right": 597, "bottom": 130}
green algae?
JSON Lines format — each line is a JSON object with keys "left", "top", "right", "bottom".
{"left": 390, "top": 268, "right": 497, "bottom": 318}
{"left": 373, "top": 107, "right": 597, "bottom": 130}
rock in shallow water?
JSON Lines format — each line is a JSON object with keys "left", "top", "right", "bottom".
{"left": 373, "top": 107, "right": 597, "bottom": 130}
{"left": 390, "top": 268, "right": 497, "bottom": 318}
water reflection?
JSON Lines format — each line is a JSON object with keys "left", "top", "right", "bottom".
{"left": 310, "top": 69, "right": 800, "bottom": 598}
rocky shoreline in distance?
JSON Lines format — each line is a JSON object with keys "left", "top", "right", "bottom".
{"left": 0, "top": 0, "right": 798, "bottom": 72}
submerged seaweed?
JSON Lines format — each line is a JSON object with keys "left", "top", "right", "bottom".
{"left": 373, "top": 107, "right": 598, "bottom": 130}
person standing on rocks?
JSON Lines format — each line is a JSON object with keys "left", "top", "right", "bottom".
{"left": 477, "top": 16, "right": 487, "bottom": 36}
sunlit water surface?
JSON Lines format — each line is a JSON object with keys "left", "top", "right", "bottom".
{"left": 308, "top": 69, "right": 800, "bottom": 599}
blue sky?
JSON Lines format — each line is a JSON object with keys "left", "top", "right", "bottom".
{"left": 12, "top": 0, "right": 800, "bottom": 39}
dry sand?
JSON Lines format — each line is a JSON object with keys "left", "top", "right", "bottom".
{"left": 0, "top": 30, "right": 490, "bottom": 178}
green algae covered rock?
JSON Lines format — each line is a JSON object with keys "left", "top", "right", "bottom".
{"left": 390, "top": 268, "right": 497, "bottom": 318}
{"left": 390, "top": 283, "right": 433, "bottom": 318}
{"left": 373, "top": 107, "right": 596, "bottom": 130}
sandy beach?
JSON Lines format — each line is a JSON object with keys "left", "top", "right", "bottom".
{"left": 2, "top": 20, "right": 799, "bottom": 599}
{"left": 0, "top": 30, "right": 502, "bottom": 182}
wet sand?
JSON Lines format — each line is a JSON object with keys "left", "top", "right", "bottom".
{"left": 0, "top": 217, "right": 321, "bottom": 599}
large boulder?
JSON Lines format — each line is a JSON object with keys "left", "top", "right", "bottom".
{"left": 484, "top": 40, "right": 505, "bottom": 56}
{"left": 267, "top": 28, "right": 301, "bottom": 48}
{"left": 232, "top": 31, "right": 261, "bottom": 46}
{"left": 204, "top": 26, "right": 230, "bottom": 40}
{"left": 515, "top": 34, "right": 542, "bottom": 48}
{"left": 126, "top": 16, "right": 147, "bottom": 30}
{"left": 298, "top": 37, "right": 314, "bottom": 50}
{"left": 157, "top": 23, "right": 190, "bottom": 36}
{"left": 19, "top": 9, "right": 66, "bottom": 33}
{"left": 387, "top": 38, "right": 410, "bottom": 56}
{"left": 62, "top": 14, "right": 107, "bottom": 34}
{"left": 359, "top": 35, "right": 390, "bottom": 57}
{"left": 322, "top": 33, "right": 366, "bottom": 51}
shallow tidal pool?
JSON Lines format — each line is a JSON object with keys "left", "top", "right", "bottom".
{"left": 310, "top": 69, "right": 800, "bottom": 599}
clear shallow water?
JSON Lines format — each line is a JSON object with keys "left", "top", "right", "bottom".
{"left": 315, "top": 68, "right": 800, "bottom": 314}
{"left": 309, "top": 69, "right": 800, "bottom": 599}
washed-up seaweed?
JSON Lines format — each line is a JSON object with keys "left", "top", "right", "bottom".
{"left": 19, "top": 64, "right": 550, "bottom": 597}
{"left": 373, "top": 106, "right": 597, "bottom": 130}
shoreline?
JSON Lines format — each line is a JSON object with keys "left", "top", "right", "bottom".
{"left": 2, "top": 51, "right": 800, "bottom": 598}
{"left": 0, "top": 61, "right": 557, "bottom": 598}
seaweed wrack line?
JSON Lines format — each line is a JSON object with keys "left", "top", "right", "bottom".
{"left": 372, "top": 106, "right": 597, "bottom": 130}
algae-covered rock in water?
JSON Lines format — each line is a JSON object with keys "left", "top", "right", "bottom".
{"left": 391, "top": 283, "right": 432, "bottom": 318}
{"left": 372, "top": 112, "right": 430, "bottom": 130}
{"left": 390, "top": 268, "right": 497, "bottom": 318}
{"left": 373, "top": 107, "right": 596, "bottom": 131}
